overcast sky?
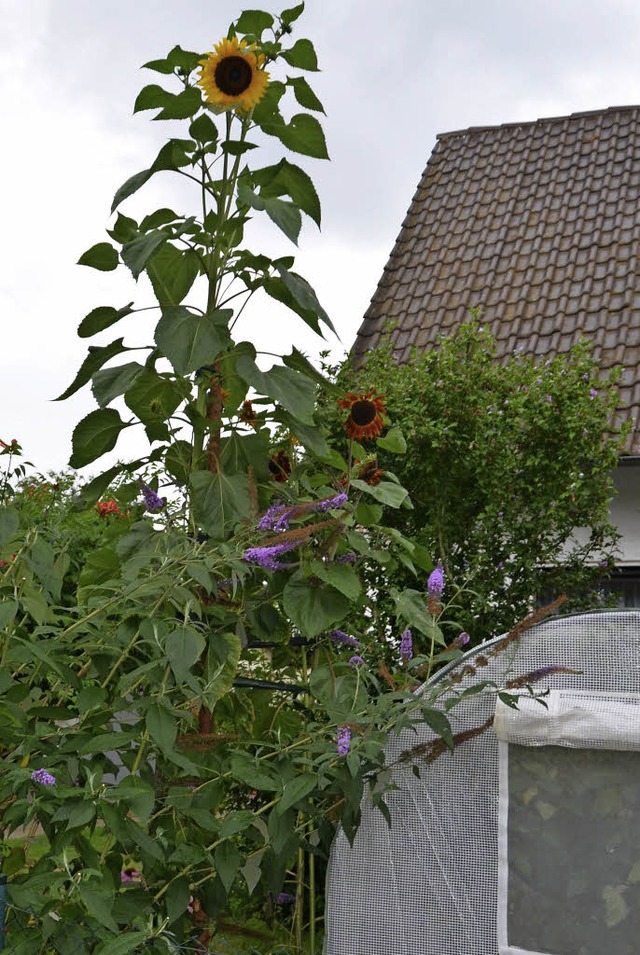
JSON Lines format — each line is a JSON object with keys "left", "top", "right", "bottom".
{"left": 3, "top": 0, "right": 640, "bottom": 474}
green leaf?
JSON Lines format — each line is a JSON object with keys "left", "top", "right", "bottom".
{"left": 420, "top": 706, "right": 454, "bottom": 748}
{"left": 165, "top": 439, "right": 195, "bottom": 486}
{"left": 55, "top": 338, "right": 129, "bottom": 401}
{"left": 281, "top": 3, "right": 305, "bottom": 26}
{"left": 166, "top": 626, "right": 205, "bottom": 685}
{"left": 77, "top": 242, "right": 119, "bottom": 271}
{"left": 165, "top": 877, "right": 191, "bottom": 926}
{"left": 241, "top": 848, "right": 266, "bottom": 894}
{"left": 153, "top": 86, "right": 202, "bottom": 121}
{"left": 125, "top": 817, "right": 164, "bottom": 862}
{"left": 283, "top": 347, "right": 335, "bottom": 390}
{"left": 391, "top": 587, "right": 445, "bottom": 643}
{"left": 253, "top": 158, "right": 321, "bottom": 227}
{"left": 236, "top": 9, "right": 274, "bottom": 33}
{"left": 166, "top": 45, "right": 203, "bottom": 72}
{"left": 205, "top": 631, "right": 242, "bottom": 707}
{"left": 121, "top": 230, "right": 167, "bottom": 280}
{"left": 154, "top": 306, "right": 231, "bottom": 375}
{"left": 134, "top": 83, "right": 173, "bottom": 113}
{"left": 280, "top": 38, "right": 319, "bottom": 71}
{"left": 235, "top": 346, "right": 317, "bottom": 424}
{"left": 0, "top": 599, "right": 18, "bottom": 630}
{"left": 283, "top": 570, "right": 350, "bottom": 638}
{"left": 230, "top": 752, "right": 281, "bottom": 791}
{"left": 78, "top": 302, "right": 135, "bottom": 339}
{"left": 215, "top": 841, "right": 242, "bottom": 893}
{"left": 0, "top": 507, "right": 19, "bottom": 547}
{"left": 91, "top": 362, "right": 145, "bottom": 407}
{"left": 106, "top": 777, "right": 156, "bottom": 823}
{"left": 377, "top": 427, "right": 407, "bottom": 454}
{"left": 276, "top": 266, "right": 335, "bottom": 334}
{"left": 77, "top": 884, "right": 118, "bottom": 933}
{"left": 110, "top": 170, "right": 154, "bottom": 212}
{"left": 146, "top": 242, "right": 200, "bottom": 305}
{"left": 221, "top": 139, "right": 258, "bottom": 156}
{"left": 69, "top": 409, "right": 130, "bottom": 469}
{"left": 263, "top": 112, "right": 328, "bottom": 158}
{"left": 350, "top": 478, "right": 410, "bottom": 508}
{"left": 238, "top": 182, "right": 301, "bottom": 244}
{"left": 278, "top": 413, "right": 346, "bottom": 468}
{"left": 309, "top": 561, "right": 361, "bottom": 601}
{"left": 286, "top": 75, "right": 324, "bottom": 112}
{"left": 94, "top": 932, "right": 149, "bottom": 955}
{"left": 146, "top": 703, "right": 177, "bottom": 754}
{"left": 278, "top": 774, "right": 317, "bottom": 813}
{"left": 189, "top": 112, "right": 219, "bottom": 143}
{"left": 190, "top": 469, "right": 251, "bottom": 539}
{"left": 124, "top": 369, "right": 188, "bottom": 437}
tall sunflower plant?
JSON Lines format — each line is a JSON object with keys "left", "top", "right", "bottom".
{"left": 0, "top": 6, "right": 555, "bottom": 953}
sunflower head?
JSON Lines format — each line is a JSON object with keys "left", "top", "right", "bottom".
{"left": 337, "top": 391, "right": 387, "bottom": 441}
{"left": 197, "top": 36, "right": 269, "bottom": 112}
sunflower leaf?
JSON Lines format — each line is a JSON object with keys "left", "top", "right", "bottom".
{"left": 77, "top": 243, "right": 119, "bottom": 272}
{"left": 276, "top": 267, "right": 335, "bottom": 333}
{"left": 134, "top": 84, "right": 174, "bottom": 114}
{"left": 252, "top": 158, "right": 321, "bottom": 227}
{"left": 281, "top": 4, "right": 305, "bottom": 26}
{"left": 235, "top": 10, "right": 274, "bottom": 35}
{"left": 55, "top": 339, "right": 130, "bottom": 401}
{"left": 280, "top": 38, "right": 319, "bottom": 71}
{"left": 262, "top": 112, "right": 328, "bottom": 159}
{"left": 69, "top": 409, "right": 131, "bottom": 470}
{"left": 121, "top": 231, "right": 168, "bottom": 280}
{"left": 78, "top": 303, "right": 135, "bottom": 339}
{"left": 286, "top": 76, "right": 325, "bottom": 113}
{"left": 152, "top": 87, "right": 203, "bottom": 122}
{"left": 154, "top": 307, "right": 231, "bottom": 376}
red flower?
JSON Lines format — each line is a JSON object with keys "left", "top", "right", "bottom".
{"left": 337, "top": 391, "right": 387, "bottom": 441}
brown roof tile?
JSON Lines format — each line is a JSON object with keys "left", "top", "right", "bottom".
{"left": 352, "top": 105, "right": 640, "bottom": 453}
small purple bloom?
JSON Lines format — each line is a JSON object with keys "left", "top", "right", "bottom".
{"left": 590, "top": 388, "right": 598, "bottom": 400}
{"left": 545, "top": 395, "right": 553, "bottom": 403}
{"left": 276, "top": 892, "right": 295, "bottom": 905}
{"left": 31, "top": 768, "right": 55, "bottom": 786}
{"left": 139, "top": 481, "right": 164, "bottom": 512}
{"left": 257, "top": 503, "right": 288, "bottom": 531}
{"left": 337, "top": 725, "right": 351, "bottom": 756}
{"left": 400, "top": 627, "right": 413, "bottom": 661}
{"left": 329, "top": 629, "right": 360, "bottom": 648}
{"left": 335, "top": 552, "right": 356, "bottom": 564}
{"left": 315, "top": 492, "right": 348, "bottom": 512}
{"left": 454, "top": 632, "right": 470, "bottom": 648}
{"left": 598, "top": 559, "right": 609, "bottom": 568}
{"left": 121, "top": 868, "right": 141, "bottom": 883}
{"left": 427, "top": 560, "right": 444, "bottom": 598}
{"left": 348, "top": 654, "right": 365, "bottom": 668}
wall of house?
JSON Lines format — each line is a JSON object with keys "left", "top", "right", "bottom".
{"left": 611, "top": 462, "right": 640, "bottom": 566}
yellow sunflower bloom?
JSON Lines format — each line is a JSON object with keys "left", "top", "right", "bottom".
{"left": 197, "top": 36, "right": 269, "bottom": 112}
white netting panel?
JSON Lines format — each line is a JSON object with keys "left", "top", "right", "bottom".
{"left": 494, "top": 689, "right": 640, "bottom": 749}
{"left": 324, "top": 611, "right": 640, "bottom": 955}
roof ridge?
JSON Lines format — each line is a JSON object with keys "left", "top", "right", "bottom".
{"left": 437, "top": 104, "right": 640, "bottom": 140}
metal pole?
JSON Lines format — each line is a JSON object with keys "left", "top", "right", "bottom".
{"left": 0, "top": 873, "right": 6, "bottom": 951}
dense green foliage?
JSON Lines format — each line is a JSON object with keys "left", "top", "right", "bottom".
{"left": 334, "top": 321, "right": 627, "bottom": 637}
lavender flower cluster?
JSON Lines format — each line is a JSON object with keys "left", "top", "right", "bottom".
{"left": 427, "top": 560, "right": 444, "bottom": 597}
{"left": 257, "top": 493, "right": 348, "bottom": 533}
{"left": 337, "top": 725, "right": 351, "bottom": 756}
{"left": 243, "top": 538, "right": 300, "bottom": 570}
{"left": 139, "top": 481, "right": 164, "bottom": 512}
{"left": 31, "top": 768, "right": 55, "bottom": 785}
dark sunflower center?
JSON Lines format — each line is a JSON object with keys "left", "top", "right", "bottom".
{"left": 350, "top": 399, "right": 377, "bottom": 426}
{"left": 215, "top": 56, "right": 253, "bottom": 96}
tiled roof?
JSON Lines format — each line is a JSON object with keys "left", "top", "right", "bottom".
{"left": 352, "top": 105, "right": 640, "bottom": 453}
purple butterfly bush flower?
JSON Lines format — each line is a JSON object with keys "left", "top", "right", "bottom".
{"left": 139, "top": 481, "right": 164, "bottom": 512}
{"left": 257, "top": 503, "right": 288, "bottom": 531}
{"left": 337, "top": 725, "right": 351, "bottom": 756}
{"left": 315, "top": 492, "right": 348, "bottom": 512}
{"left": 427, "top": 560, "right": 444, "bottom": 598}
{"left": 348, "top": 654, "right": 365, "bottom": 668}
{"left": 276, "top": 892, "right": 295, "bottom": 905}
{"left": 329, "top": 629, "right": 360, "bottom": 648}
{"left": 243, "top": 539, "right": 300, "bottom": 570}
{"left": 31, "top": 768, "right": 55, "bottom": 785}
{"left": 335, "top": 552, "right": 356, "bottom": 564}
{"left": 400, "top": 627, "right": 413, "bottom": 661}
{"left": 454, "top": 632, "right": 470, "bottom": 648}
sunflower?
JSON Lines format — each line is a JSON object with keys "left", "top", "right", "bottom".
{"left": 338, "top": 390, "right": 387, "bottom": 441}
{"left": 197, "top": 36, "right": 269, "bottom": 112}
